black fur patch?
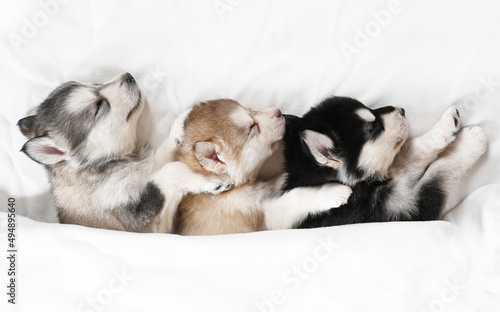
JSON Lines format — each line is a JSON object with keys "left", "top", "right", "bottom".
{"left": 282, "top": 114, "right": 340, "bottom": 190}
{"left": 119, "top": 182, "right": 165, "bottom": 232}
{"left": 298, "top": 179, "right": 394, "bottom": 228}
{"left": 411, "top": 175, "right": 447, "bottom": 221}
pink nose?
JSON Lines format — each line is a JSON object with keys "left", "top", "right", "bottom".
{"left": 275, "top": 109, "right": 282, "bottom": 118}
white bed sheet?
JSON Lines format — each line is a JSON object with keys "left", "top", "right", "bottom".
{"left": 1, "top": 0, "right": 499, "bottom": 311}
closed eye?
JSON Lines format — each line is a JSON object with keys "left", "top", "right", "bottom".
{"left": 95, "top": 99, "right": 108, "bottom": 117}
{"left": 249, "top": 122, "right": 259, "bottom": 135}
{"left": 371, "top": 119, "right": 384, "bottom": 132}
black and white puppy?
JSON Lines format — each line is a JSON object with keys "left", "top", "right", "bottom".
{"left": 281, "top": 97, "right": 487, "bottom": 227}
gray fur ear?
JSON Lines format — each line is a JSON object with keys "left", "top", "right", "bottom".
{"left": 301, "top": 130, "right": 341, "bottom": 169}
{"left": 193, "top": 141, "right": 226, "bottom": 173}
{"left": 18, "top": 115, "right": 38, "bottom": 139}
{"left": 21, "top": 136, "right": 67, "bottom": 165}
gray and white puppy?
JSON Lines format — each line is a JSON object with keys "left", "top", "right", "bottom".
{"left": 18, "top": 73, "right": 232, "bottom": 232}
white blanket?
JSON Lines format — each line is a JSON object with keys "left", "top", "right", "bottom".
{"left": 1, "top": 0, "right": 499, "bottom": 311}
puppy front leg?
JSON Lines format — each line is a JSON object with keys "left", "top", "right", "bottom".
{"left": 152, "top": 161, "right": 233, "bottom": 232}
{"left": 385, "top": 106, "right": 463, "bottom": 219}
{"left": 415, "top": 126, "right": 487, "bottom": 218}
{"left": 263, "top": 183, "right": 352, "bottom": 230}
{"left": 392, "top": 105, "right": 461, "bottom": 176}
{"left": 153, "top": 109, "right": 192, "bottom": 170}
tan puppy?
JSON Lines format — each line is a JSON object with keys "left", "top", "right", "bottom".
{"left": 174, "top": 99, "right": 352, "bottom": 235}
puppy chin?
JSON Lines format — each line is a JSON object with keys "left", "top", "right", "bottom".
{"left": 126, "top": 93, "right": 143, "bottom": 121}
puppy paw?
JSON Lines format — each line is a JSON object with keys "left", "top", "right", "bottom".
{"left": 318, "top": 183, "right": 352, "bottom": 209}
{"left": 431, "top": 105, "right": 461, "bottom": 149}
{"left": 203, "top": 174, "right": 234, "bottom": 195}
{"left": 453, "top": 126, "right": 488, "bottom": 160}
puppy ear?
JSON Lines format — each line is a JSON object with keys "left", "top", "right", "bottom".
{"left": 21, "top": 136, "right": 67, "bottom": 165}
{"left": 194, "top": 141, "right": 227, "bottom": 173}
{"left": 301, "top": 130, "right": 341, "bottom": 169}
{"left": 18, "top": 115, "right": 38, "bottom": 139}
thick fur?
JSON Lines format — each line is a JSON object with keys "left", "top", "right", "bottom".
{"left": 281, "top": 96, "right": 487, "bottom": 228}
{"left": 18, "top": 73, "right": 232, "bottom": 232}
{"left": 174, "top": 99, "right": 352, "bottom": 235}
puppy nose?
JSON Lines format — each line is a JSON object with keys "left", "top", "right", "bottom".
{"left": 399, "top": 108, "right": 406, "bottom": 117}
{"left": 275, "top": 109, "right": 283, "bottom": 118}
{"left": 123, "top": 72, "right": 135, "bottom": 84}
